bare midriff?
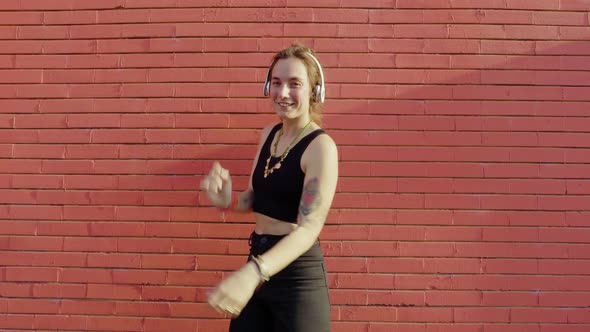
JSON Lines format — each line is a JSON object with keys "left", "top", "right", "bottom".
{"left": 254, "top": 213, "right": 298, "bottom": 235}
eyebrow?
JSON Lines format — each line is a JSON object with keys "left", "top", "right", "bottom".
{"left": 271, "top": 76, "right": 304, "bottom": 82}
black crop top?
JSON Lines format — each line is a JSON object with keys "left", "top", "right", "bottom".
{"left": 252, "top": 123, "right": 326, "bottom": 223}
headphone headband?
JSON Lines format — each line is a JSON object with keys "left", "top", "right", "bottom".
{"left": 263, "top": 52, "right": 325, "bottom": 103}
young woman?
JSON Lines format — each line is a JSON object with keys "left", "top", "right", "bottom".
{"left": 200, "top": 43, "right": 338, "bottom": 332}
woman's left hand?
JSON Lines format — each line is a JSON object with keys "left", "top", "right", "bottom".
{"left": 208, "top": 261, "right": 261, "bottom": 318}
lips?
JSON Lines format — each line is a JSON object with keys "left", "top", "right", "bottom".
{"left": 277, "top": 102, "right": 294, "bottom": 107}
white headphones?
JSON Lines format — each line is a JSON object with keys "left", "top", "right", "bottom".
{"left": 263, "top": 52, "right": 325, "bottom": 103}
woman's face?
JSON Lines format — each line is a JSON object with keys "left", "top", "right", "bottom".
{"left": 269, "top": 57, "right": 312, "bottom": 121}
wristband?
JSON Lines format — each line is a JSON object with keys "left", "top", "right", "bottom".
{"left": 250, "top": 255, "right": 270, "bottom": 282}
{"left": 219, "top": 195, "right": 239, "bottom": 212}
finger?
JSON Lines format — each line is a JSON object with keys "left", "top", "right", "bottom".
{"left": 200, "top": 177, "right": 210, "bottom": 190}
{"left": 206, "top": 176, "right": 222, "bottom": 193}
{"left": 219, "top": 167, "right": 230, "bottom": 182}
{"left": 213, "top": 175, "right": 223, "bottom": 191}
{"left": 210, "top": 161, "right": 221, "bottom": 176}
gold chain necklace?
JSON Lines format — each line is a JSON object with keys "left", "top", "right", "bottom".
{"left": 264, "top": 120, "right": 313, "bottom": 178}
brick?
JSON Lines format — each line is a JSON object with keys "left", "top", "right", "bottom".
{"left": 36, "top": 222, "right": 89, "bottom": 236}
{"left": 534, "top": 11, "right": 588, "bottom": 25}
{"left": 90, "top": 222, "right": 145, "bottom": 237}
{"left": 370, "top": 9, "right": 423, "bottom": 23}
{"left": 459, "top": 242, "right": 568, "bottom": 259}
{"left": 396, "top": 0, "right": 450, "bottom": 8}
{"left": 146, "top": 160, "right": 210, "bottom": 175}
{"left": 88, "top": 191, "right": 143, "bottom": 205}
{"left": 0, "top": 69, "right": 43, "bottom": 84}
{"left": 141, "top": 254, "right": 196, "bottom": 270}
{"left": 166, "top": 271, "right": 221, "bottom": 287}
{"left": 176, "top": 83, "right": 229, "bottom": 98}
{"left": 85, "top": 316, "right": 143, "bottom": 331}
{"left": 37, "top": 190, "right": 91, "bottom": 205}
{"left": 537, "top": 41, "right": 590, "bottom": 56}
{"left": 145, "top": 68, "right": 201, "bottom": 83}
{"left": 144, "top": 317, "right": 202, "bottom": 332}
{"left": 395, "top": 24, "right": 449, "bottom": 38}
{"left": 91, "top": 129, "right": 145, "bottom": 143}
{"left": 511, "top": 308, "right": 567, "bottom": 323}
{"left": 229, "top": 22, "right": 283, "bottom": 37}
{"left": 368, "top": 193, "right": 424, "bottom": 209}
{"left": 0, "top": 55, "right": 16, "bottom": 69}
{"left": 87, "top": 253, "right": 142, "bottom": 269}
{"left": 425, "top": 291, "right": 481, "bottom": 306}
{"left": 540, "top": 259, "right": 590, "bottom": 275}
{"left": 568, "top": 308, "right": 590, "bottom": 323}
{"left": 399, "top": 242, "right": 455, "bottom": 257}
{"left": 540, "top": 292, "right": 590, "bottom": 307}
{"left": 337, "top": 209, "right": 395, "bottom": 225}
{"left": 63, "top": 236, "right": 117, "bottom": 252}
{"left": 13, "top": 144, "right": 65, "bottom": 159}
{"left": 480, "top": 195, "right": 538, "bottom": 210}
{"left": 0, "top": 145, "right": 11, "bottom": 158}
{"left": 5, "top": 267, "right": 59, "bottom": 282}
{"left": 507, "top": 0, "right": 560, "bottom": 10}
{"left": 505, "top": 25, "right": 560, "bottom": 40}
{"left": 539, "top": 195, "right": 590, "bottom": 211}
{"left": 340, "top": 177, "right": 397, "bottom": 193}
{"left": 43, "top": 10, "right": 96, "bottom": 24}
{"left": 60, "top": 299, "right": 115, "bottom": 315}
{"left": 424, "top": 39, "right": 481, "bottom": 54}
{"left": 33, "top": 284, "right": 86, "bottom": 298}
{"left": 541, "top": 131, "right": 590, "bottom": 148}
{"left": 18, "top": 26, "right": 69, "bottom": 40}
{"left": 6, "top": 298, "right": 60, "bottom": 314}
{"left": 482, "top": 132, "right": 546, "bottom": 147}
{"left": 559, "top": 0, "right": 590, "bottom": 10}
{"left": 455, "top": 308, "right": 510, "bottom": 323}
{"left": 114, "top": 300, "right": 170, "bottom": 317}
{"left": 340, "top": 305, "right": 397, "bottom": 322}
{"left": 397, "top": 84, "right": 453, "bottom": 99}
{"left": 508, "top": 211, "right": 566, "bottom": 227}
{"left": 398, "top": 307, "right": 454, "bottom": 323}
{"left": 540, "top": 324, "right": 590, "bottom": 332}
{"left": 369, "top": 38, "right": 424, "bottom": 53}
{"left": 120, "top": 145, "right": 174, "bottom": 159}
{"left": 483, "top": 291, "right": 538, "bottom": 306}
{"left": 483, "top": 227, "right": 539, "bottom": 242}
{"left": 42, "top": 160, "right": 93, "bottom": 174}
{"left": 0, "top": 220, "right": 37, "bottom": 235}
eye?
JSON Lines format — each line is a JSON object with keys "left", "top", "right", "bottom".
{"left": 271, "top": 81, "right": 280, "bottom": 86}
{"left": 290, "top": 82, "right": 302, "bottom": 87}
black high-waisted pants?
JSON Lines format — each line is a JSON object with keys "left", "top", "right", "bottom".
{"left": 229, "top": 232, "right": 331, "bottom": 332}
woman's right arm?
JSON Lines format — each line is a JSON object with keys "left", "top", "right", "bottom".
{"left": 224, "top": 124, "right": 274, "bottom": 213}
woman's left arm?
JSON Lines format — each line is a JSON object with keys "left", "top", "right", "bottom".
{"left": 257, "top": 134, "right": 339, "bottom": 276}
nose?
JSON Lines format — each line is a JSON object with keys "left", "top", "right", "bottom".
{"left": 278, "top": 83, "right": 289, "bottom": 98}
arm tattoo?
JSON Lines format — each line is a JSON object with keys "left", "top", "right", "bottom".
{"left": 299, "top": 177, "right": 322, "bottom": 216}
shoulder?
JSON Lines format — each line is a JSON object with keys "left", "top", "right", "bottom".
{"left": 258, "top": 123, "right": 281, "bottom": 144}
{"left": 305, "top": 131, "right": 338, "bottom": 161}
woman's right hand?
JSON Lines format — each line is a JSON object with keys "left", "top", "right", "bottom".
{"left": 200, "top": 161, "right": 232, "bottom": 208}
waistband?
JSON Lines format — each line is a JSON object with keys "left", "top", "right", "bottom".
{"left": 248, "top": 231, "right": 321, "bottom": 258}
{"left": 248, "top": 232, "right": 286, "bottom": 255}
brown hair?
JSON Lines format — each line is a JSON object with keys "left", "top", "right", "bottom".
{"left": 268, "top": 43, "right": 324, "bottom": 125}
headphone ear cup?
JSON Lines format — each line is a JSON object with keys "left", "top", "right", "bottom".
{"left": 314, "top": 85, "right": 321, "bottom": 103}
{"left": 263, "top": 81, "right": 270, "bottom": 96}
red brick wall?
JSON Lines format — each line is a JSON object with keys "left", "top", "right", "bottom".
{"left": 1, "top": 1, "right": 589, "bottom": 331}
